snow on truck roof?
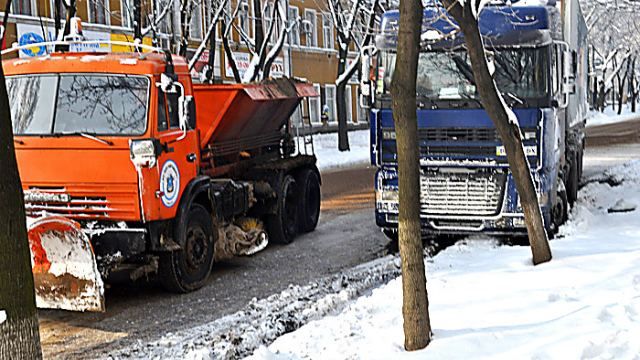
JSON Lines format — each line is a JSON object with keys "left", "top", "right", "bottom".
{"left": 378, "top": 5, "right": 553, "bottom": 50}
{"left": 2, "top": 52, "right": 185, "bottom": 77}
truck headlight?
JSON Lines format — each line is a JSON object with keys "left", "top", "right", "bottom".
{"left": 129, "top": 139, "right": 159, "bottom": 168}
{"left": 376, "top": 188, "right": 399, "bottom": 202}
{"left": 382, "top": 130, "right": 396, "bottom": 140}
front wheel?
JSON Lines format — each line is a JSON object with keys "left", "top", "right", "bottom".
{"left": 159, "top": 204, "right": 216, "bottom": 293}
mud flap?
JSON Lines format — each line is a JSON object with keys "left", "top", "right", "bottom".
{"left": 27, "top": 216, "right": 105, "bottom": 312}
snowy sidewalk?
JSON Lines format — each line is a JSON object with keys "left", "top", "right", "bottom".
{"left": 299, "top": 130, "right": 370, "bottom": 172}
{"left": 587, "top": 105, "right": 640, "bottom": 127}
{"left": 250, "top": 161, "right": 640, "bottom": 360}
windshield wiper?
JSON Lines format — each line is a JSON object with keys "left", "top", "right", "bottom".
{"left": 59, "top": 132, "right": 114, "bottom": 146}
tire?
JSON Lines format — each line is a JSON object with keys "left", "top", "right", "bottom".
{"left": 549, "top": 182, "right": 569, "bottom": 237}
{"left": 296, "top": 169, "right": 321, "bottom": 233}
{"left": 159, "top": 204, "right": 216, "bottom": 293}
{"left": 567, "top": 155, "right": 579, "bottom": 206}
{"left": 382, "top": 228, "right": 398, "bottom": 242}
{"left": 266, "top": 174, "right": 298, "bottom": 244}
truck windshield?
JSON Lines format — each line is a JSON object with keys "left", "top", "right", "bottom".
{"left": 7, "top": 74, "right": 149, "bottom": 136}
{"left": 377, "top": 48, "right": 548, "bottom": 103}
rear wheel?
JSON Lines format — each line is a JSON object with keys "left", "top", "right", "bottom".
{"left": 296, "top": 169, "right": 321, "bottom": 233}
{"left": 266, "top": 174, "right": 298, "bottom": 244}
{"left": 159, "top": 204, "right": 216, "bottom": 293}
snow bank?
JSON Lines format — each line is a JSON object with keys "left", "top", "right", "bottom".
{"left": 301, "top": 130, "right": 370, "bottom": 172}
{"left": 108, "top": 256, "right": 402, "bottom": 359}
{"left": 250, "top": 161, "right": 640, "bottom": 360}
{"left": 587, "top": 104, "right": 640, "bottom": 127}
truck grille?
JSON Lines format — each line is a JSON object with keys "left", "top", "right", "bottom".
{"left": 419, "top": 172, "right": 505, "bottom": 216}
{"left": 24, "top": 185, "right": 139, "bottom": 221}
{"left": 419, "top": 128, "right": 499, "bottom": 142}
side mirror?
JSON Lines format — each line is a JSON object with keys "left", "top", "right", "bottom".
{"left": 180, "top": 95, "right": 196, "bottom": 130}
{"left": 178, "top": 95, "right": 193, "bottom": 132}
{"left": 563, "top": 50, "right": 576, "bottom": 95}
{"left": 159, "top": 73, "right": 179, "bottom": 93}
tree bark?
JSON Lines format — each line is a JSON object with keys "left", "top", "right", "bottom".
{"left": 390, "top": 0, "right": 431, "bottom": 351}
{"left": 444, "top": 2, "right": 551, "bottom": 265}
{"left": 336, "top": 46, "right": 350, "bottom": 151}
{"left": 221, "top": 19, "right": 241, "bottom": 83}
{"left": 0, "top": 52, "right": 43, "bottom": 359}
{"left": 134, "top": 0, "right": 142, "bottom": 40}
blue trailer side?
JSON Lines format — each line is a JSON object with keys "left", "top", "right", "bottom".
{"left": 369, "top": 2, "right": 588, "bottom": 238}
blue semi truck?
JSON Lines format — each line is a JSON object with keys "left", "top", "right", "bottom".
{"left": 367, "top": 1, "right": 588, "bottom": 238}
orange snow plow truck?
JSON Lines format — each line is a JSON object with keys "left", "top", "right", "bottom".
{"left": 4, "top": 45, "right": 320, "bottom": 312}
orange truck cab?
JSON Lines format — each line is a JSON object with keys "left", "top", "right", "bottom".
{"left": 5, "top": 49, "right": 320, "bottom": 311}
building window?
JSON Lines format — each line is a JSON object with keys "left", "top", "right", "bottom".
{"left": 121, "top": 0, "right": 134, "bottom": 28}
{"left": 155, "top": 0, "right": 173, "bottom": 34}
{"left": 238, "top": 0, "right": 251, "bottom": 39}
{"left": 49, "top": 0, "right": 65, "bottom": 25}
{"left": 346, "top": 85, "right": 353, "bottom": 123}
{"left": 303, "top": 9, "right": 316, "bottom": 47}
{"left": 310, "top": 83, "right": 321, "bottom": 124}
{"left": 88, "top": 0, "right": 110, "bottom": 25}
{"left": 322, "top": 13, "right": 333, "bottom": 50}
{"left": 287, "top": 6, "right": 300, "bottom": 47}
{"left": 12, "top": 0, "right": 33, "bottom": 15}
{"left": 262, "top": 1, "right": 281, "bottom": 44}
{"left": 189, "top": 0, "right": 204, "bottom": 39}
{"left": 324, "top": 84, "right": 336, "bottom": 123}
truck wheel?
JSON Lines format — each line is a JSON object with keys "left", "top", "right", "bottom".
{"left": 550, "top": 183, "right": 569, "bottom": 236}
{"left": 296, "top": 169, "right": 321, "bottom": 233}
{"left": 567, "top": 156, "right": 579, "bottom": 206}
{"left": 159, "top": 204, "right": 216, "bottom": 293}
{"left": 266, "top": 174, "right": 298, "bottom": 244}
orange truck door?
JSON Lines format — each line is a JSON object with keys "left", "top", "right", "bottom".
{"left": 154, "top": 87, "right": 199, "bottom": 219}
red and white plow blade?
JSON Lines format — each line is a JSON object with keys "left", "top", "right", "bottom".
{"left": 27, "top": 216, "right": 105, "bottom": 312}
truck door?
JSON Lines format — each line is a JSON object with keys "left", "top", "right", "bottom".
{"left": 154, "top": 83, "right": 200, "bottom": 219}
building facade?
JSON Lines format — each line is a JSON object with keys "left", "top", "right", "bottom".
{"left": 2, "top": 0, "right": 368, "bottom": 125}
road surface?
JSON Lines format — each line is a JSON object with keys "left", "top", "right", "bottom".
{"left": 39, "top": 115, "right": 640, "bottom": 358}
{"left": 38, "top": 165, "right": 385, "bottom": 359}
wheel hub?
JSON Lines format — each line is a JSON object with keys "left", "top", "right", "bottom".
{"left": 185, "top": 227, "right": 208, "bottom": 270}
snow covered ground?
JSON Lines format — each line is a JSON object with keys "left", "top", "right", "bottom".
{"left": 587, "top": 104, "right": 640, "bottom": 127}
{"left": 300, "top": 130, "right": 370, "bottom": 171}
{"left": 249, "top": 161, "right": 640, "bottom": 360}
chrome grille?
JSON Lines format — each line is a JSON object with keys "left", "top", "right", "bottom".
{"left": 419, "top": 172, "right": 505, "bottom": 216}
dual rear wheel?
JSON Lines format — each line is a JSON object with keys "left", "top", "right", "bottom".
{"left": 266, "top": 169, "right": 321, "bottom": 244}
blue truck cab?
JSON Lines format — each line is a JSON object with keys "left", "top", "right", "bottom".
{"left": 368, "top": 1, "right": 588, "bottom": 238}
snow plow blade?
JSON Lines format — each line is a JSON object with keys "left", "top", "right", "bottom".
{"left": 27, "top": 216, "right": 105, "bottom": 312}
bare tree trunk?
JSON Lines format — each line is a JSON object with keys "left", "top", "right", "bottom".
{"left": 444, "top": 2, "right": 551, "bottom": 265}
{"left": 221, "top": 19, "right": 241, "bottom": 83}
{"left": 54, "top": 0, "right": 61, "bottom": 39}
{"left": 630, "top": 57, "right": 637, "bottom": 113}
{"left": 390, "top": 0, "right": 431, "bottom": 351}
{"left": 336, "top": 45, "right": 351, "bottom": 151}
{"left": 0, "top": 52, "right": 43, "bottom": 360}
{"left": 1, "top": 1, "right": 11, "bottom": 44}
{"left": 205, "top": 20, "right": 217, "bottom": 83}
{"left": 134, "top": 0, "right": 142, "bottom": 40}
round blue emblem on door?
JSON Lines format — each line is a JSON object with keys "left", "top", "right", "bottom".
{"left": 160, "top": 160, "right": 180, "bottom": 207}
